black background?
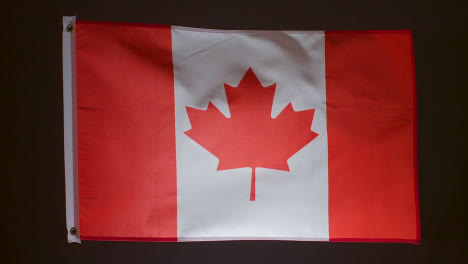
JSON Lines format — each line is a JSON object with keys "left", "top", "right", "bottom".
{"left": 7, "top": 0, "right": 468, "bottom": 263}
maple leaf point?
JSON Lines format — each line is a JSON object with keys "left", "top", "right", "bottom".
{"left": 185, "top": 68, "right": 318, "bottom": 201}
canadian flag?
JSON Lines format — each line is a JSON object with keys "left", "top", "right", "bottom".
{"left": 63, "top": 16, "right": 419, "bottom": 243}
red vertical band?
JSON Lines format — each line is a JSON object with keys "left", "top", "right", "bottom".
{"left": 75, "top": 22, "right": 177, "bottom": 241}
{"left": 326, "top": 31, "right": 419, "bottom": 243}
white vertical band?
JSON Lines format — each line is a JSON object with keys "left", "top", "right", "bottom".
{"left": 172, "top": 28, "right": 329, "bottom": 240}
{"left": 63, "top": 16, "right": 80, "bottom": 243}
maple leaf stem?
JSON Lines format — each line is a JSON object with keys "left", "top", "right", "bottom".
{"left": 250, "top": 167, "right": 256, "bottom": 201}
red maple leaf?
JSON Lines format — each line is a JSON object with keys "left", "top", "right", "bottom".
{"left": 185, "top": 68, "right": 318, "bottom": 201}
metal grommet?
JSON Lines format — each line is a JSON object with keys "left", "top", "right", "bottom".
{"left": 70, "top": 227, "right": 78, "bottom": 236}
{"left": 66, "top": 24, "right": 74, "bottom": 32}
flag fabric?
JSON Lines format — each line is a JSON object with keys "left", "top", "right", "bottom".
{"left": 62, "top": 16, "right": 419, "bottom": 243}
